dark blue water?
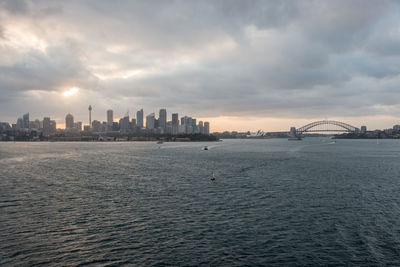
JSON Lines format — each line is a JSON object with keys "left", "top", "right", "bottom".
{"left": 1, "top": 139, "right": 400, "bottom": 266}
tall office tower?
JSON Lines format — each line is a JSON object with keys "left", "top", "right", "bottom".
{"left": 43, "top": 117, "right": 51, "bottom": 136}
{"left": 88, "top": 105, "right": 92, "bottom": 127}
{"left": 92, "top": 120, "right": 101, "bottom": 132}
{"left": 65, "top": 113, "right": 74, "bottom": 129}
{"left": 180, "top": 116, "right": 191, "bottom": 134}
{"left": 16, "top": 118, "right": 23, "bottom": 129}
{"left": 204, "top": 122, "right": 210, "bottom": 135}
{"left": 119, "top": 115, "right": 130, "bottom": 132}
{"left": 361, "top": 126, "right": 367, "bottom": 133}
{"left": 187, "top": 117, "right": 193, "bottom": 134}
{"left": 23, "top": 113, "right": 29, "bottom": 129}
{"left": 50, "top": 120, "right": 57, "bottom": 133}
{"left": 107, "top": 109, "right": 113, "bottom": 125}
{"left": 146, "top": 113, "right": 155, "bottom": 130}
{"left": 198, "top": 121, "right": 204, "bottom": 134}
{"left": 131, "top": 118, "right": 137, "bottom": 129}
{"left": 192, "top": 118, "right": 197, "bottom": 133}
{"left": 159, "top": 109, "right": 167, "bottom": 130}
{"left": 137, "top": 109, "right": 144, "bottom": 128}
{"left": 34, "top": 119, "right": 41, "bottom": 129}
{"left": 172, "top": 113, "right": 179, "bottom": 135}
{"left": 75, "top": 122, "right": 82, "bottom": 131}
{"left": 166, "top": 121, "right": 173, "bottom": 134}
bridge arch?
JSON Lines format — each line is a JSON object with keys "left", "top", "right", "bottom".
{"left": 296, "top": 120, "right": 359, "bottom": 134}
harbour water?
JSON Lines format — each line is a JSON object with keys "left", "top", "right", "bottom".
{"left": 1, "top": 139, "right": 400, "bottom": 265}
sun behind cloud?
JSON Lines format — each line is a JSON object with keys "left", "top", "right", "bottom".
{"left": 63, "top": 87, "right": 79, "bottom": 97}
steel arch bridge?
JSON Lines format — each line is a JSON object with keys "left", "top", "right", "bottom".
{"left": 296, "top": 120, "right": 359, "bottom": 135}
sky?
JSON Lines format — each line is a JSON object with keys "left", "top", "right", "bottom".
{"left": 1, "top": 0, "right": 400, "bottom": 132}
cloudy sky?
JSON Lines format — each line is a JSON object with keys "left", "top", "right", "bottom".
{"left": 1, "top": 0, "right": 400, "bottom": 131}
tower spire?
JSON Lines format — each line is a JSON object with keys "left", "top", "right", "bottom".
{"left": 88, "top": 105, "right": 92, "bottom": 127}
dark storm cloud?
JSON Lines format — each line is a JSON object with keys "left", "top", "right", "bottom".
{"left": 1, "top": 0, "right": 400, "bottom": 123}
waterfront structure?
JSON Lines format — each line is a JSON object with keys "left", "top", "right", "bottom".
{"left": 146, "top": 113, "right": 155, "bottom": 130}
{"left": 65, "top": 113, "right": 74, "bottom": 129}
{"left": 159, "top": 109, "right": 167, "bottom": 130}
{"left": 137, "top": 109, "right": 144, "bottom": 128}
{"left": 294, "top": 120, "right": 359, "bottom": 135}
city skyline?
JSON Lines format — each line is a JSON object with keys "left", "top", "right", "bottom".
{"left": 5, "top": 106, "right": 211, "bottom": 136}
{"left": 2, "top": 1, "right": 400, "bottom": 131}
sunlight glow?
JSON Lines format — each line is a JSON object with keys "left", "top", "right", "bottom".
{"left": 63, "top": 87, "right": 79, "bottom": 96}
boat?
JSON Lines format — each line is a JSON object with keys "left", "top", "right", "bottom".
{"left": 157, "top": 140, "right": 164, "bottom": 144}
{"left": 210, "top": 172, "right": 215, "bottom": 181}
{"left": 203, "top": 146, "right": 208, "bottom": 150}
{"left": 288, "top": 137, "right": 302, "bottom": 141}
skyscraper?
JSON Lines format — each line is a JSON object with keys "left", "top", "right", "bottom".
{"left": 50, "top": 120, "right": 57, "bottom": 133}
{"left": 198, "top": 121, "right": 204, "bottom": 134}
{"left": 204, "top": 122, "right": 210, "bottom": 135}
{"left": 172, "top": 113, "right": 179, "bottom": 135}
{"left": 65, "top": 114, "right": 74, "bottom": 129}
{"left": 23, "top": 113, "right": 29, "bottom": 129}
{"left": 159, "top": 109, "right": 167, "bottom": 130}
{"left": 146, "top": 113, "right": 155, "bottom": 130}
{"left": 119, "top": 115, "right": 130, "bottom": 132}
{"left": 107, "top": 109, "right": 113, "bottom": 126}
{"left": 43, "top": 117, "right": 51, "bottom": 136}
{"left": 92, "top": 120, "right": 101, "bottom": 132}
{"left": 137, "top": 109, "right": 144, "bottom": 128}
{"left": 16, "top": 118, "right": 23, "bottom": 129}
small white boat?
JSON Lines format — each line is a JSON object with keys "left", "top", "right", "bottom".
{"left": 210, "top": 172, "right": 215, "bottom": 181}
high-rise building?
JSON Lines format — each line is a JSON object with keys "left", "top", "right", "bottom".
{"left": 159, "top": 109, "right": 167, "bottom": 130}
{"left": 92, "top": 120, "right": 101, "bottom": 132}
{"left": 172, "top": 113, "right": 179, "bottom": 135}
{"left": 16, "top": 118, "right": 23, "bottom": 129}
{"left": 192, "top": 118, "right": 197, "bottom": 133}
{"left": 131, "top": 118, "right": 137, "bottom": 129}
{"left": 107, "top": 109, "right": 113, "bottom": 126}
{"left": 50, "top": 120, "right": 57, "bottom": 133}
{"left": 43, "top": 117, "right": 51, "bottom": 136}
{"left": 198, "top": 121, "right": 204, "bottom": 134}
{"left": 137, "top": 109, "right": 144, "bottom": 128}
{"left": 75, "top": 122, "right": 82, "bottom": 131}
{"left": 119, "top": 115, "right": 130, "bottom": 132}
{"left": 65, "top": 113, "right": 74, "bottom": 129}
{"left": 361, "top": 126, "right": 367, "bottom": 133}
{"left": 204, "top": 122, "right": 210, "bottom": 135}
{"left": 146, "top": 113, "right": 155, "bottom": 130}
{"left": 23, "top": 113, "right": 29, "bottom": 129}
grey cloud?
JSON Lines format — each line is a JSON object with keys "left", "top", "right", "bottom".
{"left": 1, "top": 0, "right": 400, "bottom": 125}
